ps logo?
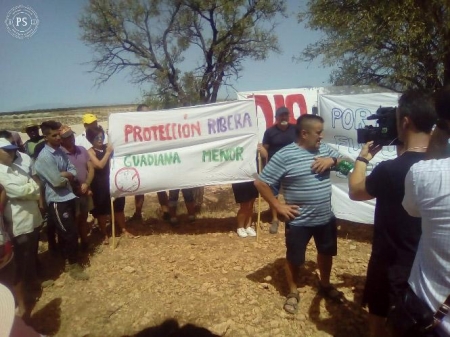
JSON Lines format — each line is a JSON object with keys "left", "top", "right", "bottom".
{"left": 4, "top": 5, "right": 39, "bottom": 39}
{"left": 15, "top": 17, "right": 28, "bottom": 27}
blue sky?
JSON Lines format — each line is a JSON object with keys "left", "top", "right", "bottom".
{"left": 0, "top": 0, "right": 332, "bottom": 113}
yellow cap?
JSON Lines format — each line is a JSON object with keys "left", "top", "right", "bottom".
{"left": 82, "top": 113, "right": 97, "bottom": 124}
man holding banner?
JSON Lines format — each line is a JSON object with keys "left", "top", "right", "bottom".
{"left": 348, "top": 90, "right": 436, "bottom": 337}
{"left": 262, "top": 106, "right": 297, "bottom": 234}
{"left": 255, "top": 114, "right": 344, "bottom": 314}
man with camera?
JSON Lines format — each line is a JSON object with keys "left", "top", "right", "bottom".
{"left": 401, "top": 86, "right": 450, "bottom": 337}
{"left": 348, "top": 90, "right": 436, "bottom": 337}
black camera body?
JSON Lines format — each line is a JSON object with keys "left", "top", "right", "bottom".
{"left": 356, "top": 107, "right": 400, "bottom": 146}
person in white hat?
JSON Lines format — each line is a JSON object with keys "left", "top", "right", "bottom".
{"left": 0, "top": 183, "right": 15, "bottom": 292}
{"left": 0, "top": 138, "right": 43, "bottom": 317}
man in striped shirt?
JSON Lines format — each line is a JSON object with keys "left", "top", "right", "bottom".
{"left": 255, "top": 114, "right": 344, "bottom": 314}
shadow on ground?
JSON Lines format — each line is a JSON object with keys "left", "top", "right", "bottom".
{"left": 122, "top": 318, "right": 220, "bottom": 337}
{"left": 126, "top": 216, "right": 237, "bottom": 237}
{"left": 29, "top": 297, "right": 62, "bottom": 336}
{"left": 246, "top": 259, "right": 319, "bottom": 296}
{"left": 308, "top": 290, "right": 368, "bottom": 337}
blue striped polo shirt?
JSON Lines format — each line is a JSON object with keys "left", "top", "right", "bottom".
{"left": 259, "top": 142, "right": 341, "bottom": 227}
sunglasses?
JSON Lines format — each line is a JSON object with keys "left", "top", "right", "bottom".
{"left": 94, "top": 135, "right": 105, "bottom": 141}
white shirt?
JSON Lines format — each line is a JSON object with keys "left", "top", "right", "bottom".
{"left": 75, "top": 131, "right": 108, "bottom": 150}
{"left": 403, "top": 158, "right": 450, "bottom": 336}
{"left": 14, "top": 151, "right": 34, "bottom": 176}
{"left": 0, "top": 163, "right": 42, "bottom": 237}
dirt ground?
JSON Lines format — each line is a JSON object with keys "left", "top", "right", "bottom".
{"left": 28, "top": 185, "right": 374, "bottom": 337}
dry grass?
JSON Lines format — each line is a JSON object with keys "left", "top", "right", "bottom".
{"left": 1, "top": 105, "right": 136, "bottom": 132}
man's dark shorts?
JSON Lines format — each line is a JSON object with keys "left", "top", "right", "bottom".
{"left": 362, "top": 257, "right": 413, "bottom": 317}
{"left": 285, "top": 217, "right": 337, "bottom": 267}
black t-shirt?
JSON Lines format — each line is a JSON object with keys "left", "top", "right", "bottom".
{"left": 366, "top": 151, "right": 425, "bottom": 266}
{"left": 262, "top": 124, "right": 297, "bottom": 160}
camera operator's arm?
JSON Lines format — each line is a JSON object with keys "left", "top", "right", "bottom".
{"left": 348, "top": 141, "right": 381, "bottom": 201}
{"left": 402, "top": 170, "right": 421, "bottom": 218}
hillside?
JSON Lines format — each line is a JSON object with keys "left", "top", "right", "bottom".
{"left": 1, "top": 104, "right": 137, "bottom": 133}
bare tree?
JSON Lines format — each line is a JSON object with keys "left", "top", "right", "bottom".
{"left": 80, "top": 0, "right": 286, "bottom": 105}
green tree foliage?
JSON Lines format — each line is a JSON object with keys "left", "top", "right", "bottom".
{"left": 79, "top": 0, "right": 286, "bottom": 106}
{"left": 298, "top": 0, "right": 450, "bottom": 91}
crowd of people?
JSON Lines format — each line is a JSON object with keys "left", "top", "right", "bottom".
{"left": 0, "top": 113, "right": 131, "bottom": 332}
{"left": 0, "top": 87, "right": 449, "bottom": 336}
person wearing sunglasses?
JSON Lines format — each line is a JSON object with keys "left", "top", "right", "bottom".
{"left": 86, "top": 126, "right": 133, "bottom": 244}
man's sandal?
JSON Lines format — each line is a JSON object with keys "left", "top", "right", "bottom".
{"left": 318, "top": 284, "right": 344, "bottom": 303}
{"left": 283, "top": 292, "right": 300, "bottom": 314}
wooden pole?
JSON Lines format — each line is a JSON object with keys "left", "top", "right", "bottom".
{"left": 256, "top": 152, "right": 262, "bottom": 242}
{"left": 110, "top": 197, "right": 116, "bottom": 249}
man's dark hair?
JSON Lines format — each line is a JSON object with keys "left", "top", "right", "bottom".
{"left": 137, "top": 104, "right": 149, "bottom": 112}
{"left": 434, "top": 86, "right": 450, "bottom": 121}
{"left": 296, "top": 114, "right": 324, "bottom": 136}
{"left": 397, "top": 89, "right": 436, "bottom": 133}
{"left": 40, "top": 121, "right": 62, "bottom": 136}
{"left": 0, "top": 130, "right": 12, "bottom": 139}
{"left": 86, "top": 126, "right": 105, "bottom": 144}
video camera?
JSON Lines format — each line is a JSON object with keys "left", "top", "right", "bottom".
{"left": 356, "top": 107, "right": 400, "bottom": 146}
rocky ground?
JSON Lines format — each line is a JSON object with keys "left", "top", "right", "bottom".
{"left": 26, "top": 185, "right": 374, "bottom": 337}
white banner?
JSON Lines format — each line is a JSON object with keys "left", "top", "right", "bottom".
{"left": 237, "top": 88, "right": 400, "bottom": 224}
{"left": 237, "top": 88, "right": 323, "bottom": 140}
{"left": 108, "top": 100, "right": 258, "bottom": 198}
{"left": 319, "top": 92, "right": 400, "bottom": 224}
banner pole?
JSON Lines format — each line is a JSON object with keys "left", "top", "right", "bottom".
{"left": 316, "top": 88, "right": 320, "bottom": 116}
{"left": 252, "top": 92, "right": 262, "bottom": 242}
{"left": 257, "top": 153, "right": 262, "bottom": 242}
{"left": 110, "top": 197, "right": 116, "bottom": 249}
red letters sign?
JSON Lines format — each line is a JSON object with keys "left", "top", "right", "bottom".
{"left": 248, "top": 94, "right": 308, "bottom": 128}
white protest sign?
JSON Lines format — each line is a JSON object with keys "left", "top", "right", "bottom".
{"left": 108, "top": 100, "right": 258, "bottom": 198}
{"left": 319, "top": 92, "right": 400, "bottom": 223}
{"left": 237, "top": 88, "right": 323, "bottom": 140}
{"left": 237, "top": 88, "right": 401, "bottom": 224}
